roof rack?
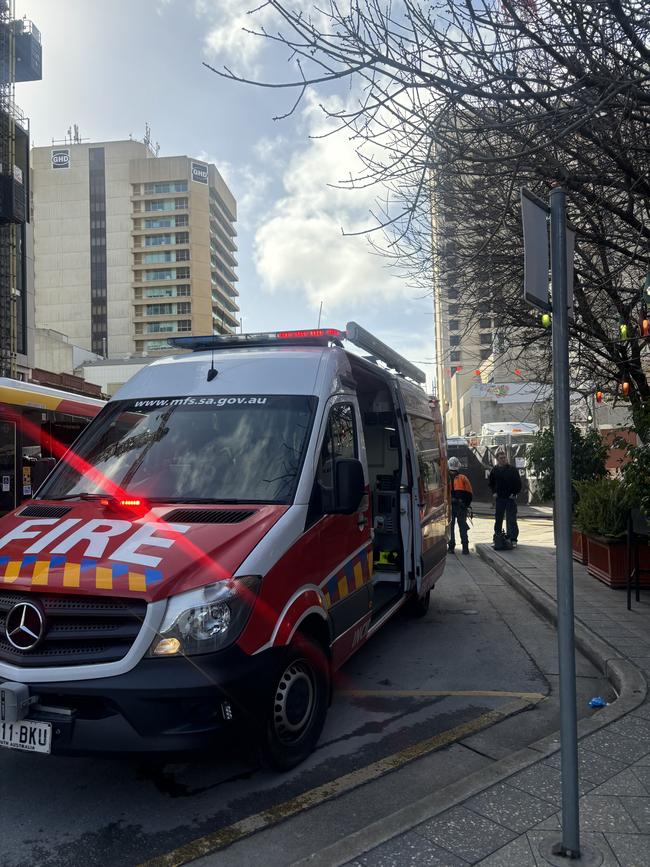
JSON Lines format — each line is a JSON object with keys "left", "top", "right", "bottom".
{"left": 169, "top": 323, "right": 426, "bottom": 385}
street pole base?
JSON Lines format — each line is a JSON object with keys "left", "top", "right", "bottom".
{"left": 539, "top": 837, "right": 603, "bottom": 866}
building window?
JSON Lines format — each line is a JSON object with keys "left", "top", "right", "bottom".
{"left": 145, "top": 198, "right": 178, "bottom": 212}
{"left": 175, "top": 214, "right": 189, "bottom": 227}
{"left": 177, "top": 302, "right": 191, "bottom": 314}
{"left": 143, "top": 284, "right": 191, "bottom": 298}
{"left": 479, "top": 317, "right": 492, "bottom": 330}
{"left": 176, "top": 232, "right": 190, "bottom": 244}
{"left": 448, "top": 304, "right": 460, "bottom": 316}
{"left": 450, "top": 351, "right": 461, "bottom": 363}
{"left": 480, "top": 348, "right": 491, "bottom": 361}
{"left": 146, "top": 304, "right": 175, "bottom": 316}
{"left": 448, "top": 319, "right": 460, "bottom": 332}
{"left": 449, "top": 335, "right": 461, "bottom": 347}
{"left": 480, "top": 332, "right": 492, "bottom": 345}
{"left": 175, "top": 249, "right": 190, "bottom": 261}
{"left": 447, "top": 288, "right": 459, "bottom": 300}
{"left": 177, "top": 319, "right": 192, "bottom": 332}
{"left": 144, "top": 269, "right": 176, "bottom": 281}
{"left": 89, "top": 146, "right": 107, "bottom": 356}
{"left": 176, "top": 267, "right": 190, "bottom": 279}
{"left": 144, "top": 181, "right": 188, "bottom": 194}
{"left": 145, "top": 217, "right": 174, "bottom": 229}
{"left": 144, "top": 251, "right": 175, "bottom": 264}
{"left": 143, "top": 339, "right": 171, "bottom": 351}
{"left": 146, "top": 321, "right": 177, "bottom": 334}
{"left": 145, "top": 234, "right": 173, "bottom": 247}
{"left": 174, "top": 197, "right": 188, "bottom": 210}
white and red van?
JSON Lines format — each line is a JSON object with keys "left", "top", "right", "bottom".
{"left": 0, "top": 324, "right": 448, "bottom": 768}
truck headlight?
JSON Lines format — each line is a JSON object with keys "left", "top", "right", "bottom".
{"left": 148, "top": 576, "right": 261, "bottom": 657}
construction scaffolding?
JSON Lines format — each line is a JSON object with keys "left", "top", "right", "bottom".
{"left": 0, "top": 0, "right": 17, "bottom": 378}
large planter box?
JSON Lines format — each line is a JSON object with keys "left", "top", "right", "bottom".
{"left": 572, "top": 528, "right": 587, "bottom": 565}
{"left": 586, "top": 534, "right": 650, "bottom": 588}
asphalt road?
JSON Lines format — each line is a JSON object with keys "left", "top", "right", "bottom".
{"left": 0, "top": 540, "right": 609, "bottom": 867}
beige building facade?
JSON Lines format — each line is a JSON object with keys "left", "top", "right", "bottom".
{"left": 31, "top": 139, "right": 239, "bottom": 360}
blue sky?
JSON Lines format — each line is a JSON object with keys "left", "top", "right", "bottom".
{"left": 15, "top": 0, "right": 436, "bottom": 387}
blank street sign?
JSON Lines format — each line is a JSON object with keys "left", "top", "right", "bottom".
{"left": 521, "top": 187, "right": 551, "bottom": 311}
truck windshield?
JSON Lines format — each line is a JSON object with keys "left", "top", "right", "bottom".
{"left": 39, "top": 394, "right": 317, "bottom": 505}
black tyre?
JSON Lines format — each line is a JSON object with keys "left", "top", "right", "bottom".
{"left": 261, "top": 635, "right": 330, "bottom": 771}
{"left": 409, "top": 588, "right": 431, "bottom": 618}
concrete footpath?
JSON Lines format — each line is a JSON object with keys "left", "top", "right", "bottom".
{"left": 313, "top": 520, "right": 650, "bottom": 867}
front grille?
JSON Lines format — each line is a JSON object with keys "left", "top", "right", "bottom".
{"left": 0, "top": 591, "right": 147, "bottom": 668}
{"left": 18, "top": 505, "right": 71, "bottom": 518}
{"left": 165, "top": 508, "right": 255, "bottom": 524}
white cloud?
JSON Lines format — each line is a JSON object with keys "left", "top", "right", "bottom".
{"left": 253, "top": 93, "right": 408, "bottom": 311}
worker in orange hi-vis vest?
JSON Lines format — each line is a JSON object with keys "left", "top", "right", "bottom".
{"left": 448, "top": 457, "right": 473, "bottom": 555}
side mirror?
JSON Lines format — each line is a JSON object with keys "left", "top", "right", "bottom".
{"left": 331, "top": 458, "right": 365, "bottom": 515}
{"left": 31, "top": 457, "right": 57, "bottom": 492}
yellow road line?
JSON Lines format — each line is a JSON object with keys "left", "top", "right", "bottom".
{"left": 139, "top": 696, "right": 540, "bottom": 867}
{"left": 340, "top": 689, "right": 546, "bottom": 701}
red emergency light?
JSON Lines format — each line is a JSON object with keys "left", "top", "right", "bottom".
{"left": 100, "top": 496, "right": 149, "bottom": 516}
{"left": 276, "top": 329, "right": 344, "bottom": 340}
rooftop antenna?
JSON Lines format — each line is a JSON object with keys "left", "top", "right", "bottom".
{"left": 207, "top": 344, "right": 218, "bottom": 382}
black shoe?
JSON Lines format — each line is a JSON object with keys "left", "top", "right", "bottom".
{"left": 462, "top": 545, "right": 470, "bottom": 555}
{"left": 448, "top": 543, "right": 455, "bottom": 553}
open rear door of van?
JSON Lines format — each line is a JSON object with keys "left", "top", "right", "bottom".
{"left": 394, "top": 384, "right": 447, "bottom": 597}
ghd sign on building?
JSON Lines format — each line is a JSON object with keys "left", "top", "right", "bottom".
{"left": 51, "top": 149, "right": 70, "bottom": 170}
{"left": 191, "top": 161, "right": 209, "bottom": 185}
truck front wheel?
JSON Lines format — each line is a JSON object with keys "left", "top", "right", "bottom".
{"left": 261, "top": 635, "right": 330, "bottom": 771}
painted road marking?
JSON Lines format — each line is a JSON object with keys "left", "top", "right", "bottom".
{"left": 340, "top": 689, "right": 546, "bottom": 701}
{"left": 140, "top": 695, "right": 542, "bottom": 867}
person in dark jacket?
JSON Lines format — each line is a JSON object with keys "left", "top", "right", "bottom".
{"left": 448, "top": 456, "right": 473, "bottom": 555}
{"left": 488, "top": 449, "right": 522, "bottom": 546}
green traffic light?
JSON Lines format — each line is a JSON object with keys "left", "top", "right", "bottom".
{"left": 620, "top": 323, "right": 628, "bottom": 339}
{"left": 541, "top": 313, "right": 551, "bottom": 328}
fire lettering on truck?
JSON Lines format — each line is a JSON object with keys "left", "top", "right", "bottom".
{"left": 0, "top": 519, "right": 190, "bottom": 568}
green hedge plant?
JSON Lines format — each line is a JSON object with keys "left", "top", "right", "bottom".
{"left": 573, "top": 478, "right": 632, "bottom": 539}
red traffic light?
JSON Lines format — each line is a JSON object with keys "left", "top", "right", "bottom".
{"left": 622, "top": 381, "right": 630, "bottom": 397}
{"left": 514, "top": 369, "right": 522, "bottom": 376}
{"left": 596, "top": 391, "right": 603, "bottom": 404}
{"left": 642, "top": 318, "right": 650, "bottom": 337}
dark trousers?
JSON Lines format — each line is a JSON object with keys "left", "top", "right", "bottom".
{"left": 450, "top": 501, "right": 469, "bottom": 548}
{"left": 494, "top": 496, "right": 518, "bottom": 541}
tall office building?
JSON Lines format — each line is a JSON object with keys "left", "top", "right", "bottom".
{"left": 432, "top": 197, "right": 549, "bottom": 437}
{"left": 31, "top": 139, "right": 239, "bottom": 358}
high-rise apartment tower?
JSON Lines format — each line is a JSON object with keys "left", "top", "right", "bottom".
{"left": 32, "top": 139, "right": 239, "bottom": 357}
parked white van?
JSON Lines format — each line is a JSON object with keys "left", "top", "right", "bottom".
{"left": 0, "top": 324, "right": 449, "bottom": 768}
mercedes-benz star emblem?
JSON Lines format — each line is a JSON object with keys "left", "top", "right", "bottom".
{"left": 5, "top": 602, "right": 45, "bottom": 651}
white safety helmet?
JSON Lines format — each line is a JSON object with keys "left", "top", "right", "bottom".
{"left": 448, "top": 457, "right": 461, "bottom": 471}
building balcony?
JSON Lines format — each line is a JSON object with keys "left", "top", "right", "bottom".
{"left": 212, "top": 307, "right": 239, "bottom": 331}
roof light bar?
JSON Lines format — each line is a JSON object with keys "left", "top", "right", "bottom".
{"left": 169, "top": 329, "right": 345, "bottom": 351}
{"left": 345, "top": 322, "right": 426, "bottom": 384}
{"left": 169, "top": 324, "right": 426, "bottom": 384}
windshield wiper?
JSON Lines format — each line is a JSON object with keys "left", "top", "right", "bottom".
{"left": 146, "top": 497, "right": 261, "bottom": 505}
{"left": 43, "top": 492, "right": 117, "bottom": 502}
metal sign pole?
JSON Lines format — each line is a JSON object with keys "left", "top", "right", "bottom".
{"left": 550, "top": 186, "right": 581, "bottom": 859}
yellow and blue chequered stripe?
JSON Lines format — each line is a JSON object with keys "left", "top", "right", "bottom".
{"left": 0, "top": 556, "right": 161, "bottom": 594}
{"left": 322, "top": 545, "right": 374, "bottom": 610}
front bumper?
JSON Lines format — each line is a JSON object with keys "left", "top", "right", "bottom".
{"left": 1, "top": 645, "right": 286, "bottom": 755}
